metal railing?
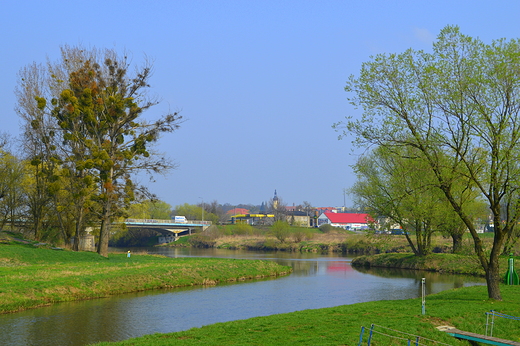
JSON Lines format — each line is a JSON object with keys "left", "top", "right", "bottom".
{"left": 124, "top": 218, "right": 211, "bottom": 225}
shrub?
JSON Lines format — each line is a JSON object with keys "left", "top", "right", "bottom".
{"left": 272, "top": 221, "right": 290, "bottom": 243}
{"left": 319, "top": 224, "right": 341, "bottom": 233}
{"left": 291, "top": 230, "right": 304, "bottom": 243}
{"left": 233, "top": 223, "right": 254, "bottom": 236}
{"left": 292, "top": 229, "right": 309, "bottom": 243}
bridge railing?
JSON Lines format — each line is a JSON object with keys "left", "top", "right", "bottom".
{"left": 124, "top": 218, "right": 212, "bottom": 225}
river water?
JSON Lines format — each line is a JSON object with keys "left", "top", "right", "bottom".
{"left": 0, "top": 248, "right": 485, "bottom": 346}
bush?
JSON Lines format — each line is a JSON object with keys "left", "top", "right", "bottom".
{"left": 319, "top": 224, "right": 341, "bottom": 233}
{"left": 232, "top": 223, "right": 254, "bottom": 236}
{"left": 272, "top": 221, "right": 290, "bottom": 243}
{"left": 292, "top": 230, "right": 305, "bottom": 243}
{"left": 292, "top": 229, "right": 314, "bottom": 243}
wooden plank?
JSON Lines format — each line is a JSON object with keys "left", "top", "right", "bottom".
{"left": 437, "top": 326, "right": 520, "bottom": 346}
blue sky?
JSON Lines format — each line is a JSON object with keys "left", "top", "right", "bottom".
{"left": 1, "top": 1, "right": 519, "bottom": 209}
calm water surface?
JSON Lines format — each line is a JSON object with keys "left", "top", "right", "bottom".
{"left": 0, "top": 248, "right": 485, "bottom": 346}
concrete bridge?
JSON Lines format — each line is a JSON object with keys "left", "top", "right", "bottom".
{"left": 122, "top": 218, "right": 212, "bottom": 244}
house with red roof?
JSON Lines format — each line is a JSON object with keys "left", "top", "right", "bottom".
{"left": 226, "top": 208, "right": 250, "bottom": 216}
{"left": 318, "top": 212, "right": 375, "bottom": 231}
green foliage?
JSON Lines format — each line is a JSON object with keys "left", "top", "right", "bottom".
{"left": 17, "top": 46, "right": 183, "bottom": 256}
{"left": 0, "top": 151, "right": 27, "bottom": 231}
{"left": 349, "top": 145, "right": 481, "bottom": 256}
{"left": 352, "top": 253, "right": 489, "bottom": 276}
{"left": 127, "top": 200, "right": 172, "bottom": 220}
{"left": 174, "top": 203, "right": 204, "bottom": 220}
{"left": 172, "top": 203, "right": 220, "bottom": 224}
{"left": 338, "top": 25, "right": 520, "bottom": 299}
{"left": 271, "top": 220, "right": 290, "bottom": 243}
{"left": 232, "top": 223, "right": 254, "bottom": 235}
{"left": 318, "top": 224, "right": 342, "bottom": 233}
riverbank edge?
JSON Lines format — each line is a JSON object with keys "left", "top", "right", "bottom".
{"left": 93, "top": 285, "right": 520, "bottom": 346}
{"left": 0, "top": 243, "right": 292, "bottom": 314}
{"left": 170, "top": 232, "right": 457, "bottom": 255}
{"left": 351, "top": 252, "right": 494, "bottom": 277}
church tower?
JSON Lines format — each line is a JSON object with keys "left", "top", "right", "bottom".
{"left": 273, "top": 189, "right": 279, "bottom": 209}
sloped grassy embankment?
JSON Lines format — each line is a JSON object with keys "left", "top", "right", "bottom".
{"left": 91, "top": 253, "right": 520, "bottom": 345}
{"left": 92, "top": 284, "right": 520, "bottom": 345}
{"left": 0, "top": 236, "right": 291, "bottom": 314}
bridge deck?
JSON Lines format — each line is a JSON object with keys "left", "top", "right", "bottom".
{"left": 438, "top": 326, "right": 520, "bottom": 345}
{"left": 123, "top": 219, "right": 211, "bottom": 228}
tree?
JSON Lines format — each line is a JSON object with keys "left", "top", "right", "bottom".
{"left": 201, "top": 200, "right": 226, "bottom": 224}
{"left": 0, "top": 151, "right": 26, "bottom": 231}
{"left": 174, "top": 203, "right": 219, "bottom": 224}
{"left": 127, "top": 199, "right": 172, "bottom": 220}
{"left": 336, "top": 26, "right": 520, "bottom": 300}
{"left": 23, "top": 161, "right": 55, "bottom": 240}
{"left": 17, "top": 53, "right": 98, "bottom": 246}
{"left": 271, "top": 220, "right": 290, "bottom": 243}
{"left": 22, "top": 46, "right": 182, "bottom": 257}
{"left": 350, "top": 145, "right": 484, "bottom": 255}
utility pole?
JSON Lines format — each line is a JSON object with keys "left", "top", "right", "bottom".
{"left": 343, "top": 188, "right": 346, "bottom": 212}
{"left": 199, "top": 197, "right": 204, "bottom": 222}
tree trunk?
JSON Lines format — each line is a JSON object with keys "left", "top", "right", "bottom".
{"left": 486, "top": 256, "right": 502, "bottom": 300}
{"left": 73, "top": 213, "right": 82, "bottom": 251}
{"left": 97, "top": 169, "right": 114, "bottom": 258}
{"left": 72, "top": 197, "right": 86, "bottom": 251}
{"left": 403, "top": 229, "right": 419, "bottom": 255}
{"left": 451, "top": 232, "right": 463, "bottom": 254}
{"left": 51, "top": 194, "right": 70, "bottom": 246}
{"left": 97, "top": 215, "right": 111, "bottom": 258}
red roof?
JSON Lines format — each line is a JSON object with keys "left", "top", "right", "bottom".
{"left": 226, "top": 208, "right": 250, "bottom": 215}
{"left": 323, "top": 212, "right": 373, "bottom": 224}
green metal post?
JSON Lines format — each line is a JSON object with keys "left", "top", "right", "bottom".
{"left": 504, "top": 253, "right": 519, "bottom": 285}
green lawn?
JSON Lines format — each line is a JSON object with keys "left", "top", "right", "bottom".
{"left": 93, "top": 285, "right": 520, "bottom": 345}
{"left": 0, "top": 243, "right": 291, "bottom": 314}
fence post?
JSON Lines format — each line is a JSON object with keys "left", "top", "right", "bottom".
{"left": 358, "top": 326, "right": 365, "bottom": 346}
{"left": 367, "top": 324, "right": 374, "bottom": 346}
{"left": 421, "top": 278, "right": 426, "bottom": 315}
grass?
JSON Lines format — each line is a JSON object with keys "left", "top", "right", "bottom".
{"left": 180, "top": 225, "right": 519, "bottom": 258}
{"left": 0, "top": 242, "right": 291, "bottom": 314}
{"left": 351, "top": 252, "right": 520, "bottom": 278}
{"left": 92, "top": 285, "right": 520, "bottom": 345}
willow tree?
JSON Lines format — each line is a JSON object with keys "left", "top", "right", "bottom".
{"left": 28, "top": 46, "right": 182, "bottom": 256}
{"left": 336, "top": 26, "right": 520, "bottom": 300}
{"left": 350, "top": 145, "right": 485, "bottom": 255}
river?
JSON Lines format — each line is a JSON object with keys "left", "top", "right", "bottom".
{"left": 0, "top": 248, "right": 485, "bottom": 346}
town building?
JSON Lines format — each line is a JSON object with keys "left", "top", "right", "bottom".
{"left": 318, "top": 212, "right": 375, "bottom": 231}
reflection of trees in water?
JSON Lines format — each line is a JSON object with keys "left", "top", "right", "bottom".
{"left": 275, "top": 259, "right": 353, "bottom": 276}
{"left": 352, "top": 265, "right": 484, "bottom": 293}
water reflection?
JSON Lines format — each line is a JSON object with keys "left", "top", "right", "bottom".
{"left": 0, "top": 248, "right": 486, "bottom": 346}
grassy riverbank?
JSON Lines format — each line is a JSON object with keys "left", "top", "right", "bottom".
{"left": 172, "top": 225, "right": 511, "bottom": 256}
{"left": 93, "top": 285, "right": 520, "bottom": 345}
{"left": 352, "top": 253, "right": 487, "bottom": 276}
{"left": 351, "top": 252, "right": 520, "bottom": 278}
{"left": 0, "top": 240, "right": 291, "bottom": 314}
